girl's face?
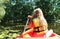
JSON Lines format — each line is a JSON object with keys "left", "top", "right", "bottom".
{"left": 33, "top": 10, "right": 39, "bottom": 18}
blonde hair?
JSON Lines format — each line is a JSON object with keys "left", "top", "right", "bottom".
{"left": 32, "top": 8, "right": 43, "bottom": 18}
{"left": 32, "top": 8, "right": 48, "bottom": 30}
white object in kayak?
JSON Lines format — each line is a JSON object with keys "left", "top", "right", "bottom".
{"left": 46, "top": 29, "right": 53, "bottom": 37}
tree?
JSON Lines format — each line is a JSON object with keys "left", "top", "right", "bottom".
{"left": 1, "top": 0, "right": 34, "bottom": 25}
{"left": 0, "top": 0, "right": 9, "bottom": 23}
{"left": 35, "top": 0, "right": 60, "bottom": 23}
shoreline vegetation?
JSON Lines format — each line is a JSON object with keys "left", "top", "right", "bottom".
{"left": 0, "top": 22, "right": 60, "bottom": 39}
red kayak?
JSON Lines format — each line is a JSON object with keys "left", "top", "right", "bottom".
{"left": 15, "top": 29, "right": 60, "bottom": 39}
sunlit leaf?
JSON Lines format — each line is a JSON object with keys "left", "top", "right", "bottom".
{"left": 0, "top": 7, "right": 6, "bottom": 19}
{"left": 0, "top": 0, "right": 5, "bottom": 4}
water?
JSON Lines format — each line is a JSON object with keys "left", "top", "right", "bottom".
{"left": 48, "top": 22, "right": 60, "bottom": 35}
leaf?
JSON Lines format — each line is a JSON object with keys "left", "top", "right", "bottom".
{"left": 0, "top": 7, "right": 6, "bottom": 19}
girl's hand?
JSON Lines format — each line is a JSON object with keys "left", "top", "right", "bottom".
{"left": 28, "top": 15, "right": 32, "bottom": 19}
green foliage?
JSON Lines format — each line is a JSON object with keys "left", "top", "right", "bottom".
{"left": 35, "top": 0, "right": 60, "bottom": 23}
{"left": 0, "top": 0, "right": 60, "bottom": 24}
{"left": 0, "top": 25, "right": 22, "bottom": 39}
{"left": 0, "top": 30, "right": 20, "bottom": 39}
{"left": 1, "top": 0, "right": 34, "bottom": 25}
{"left": 0, "top": 0, "right": 9, "bottom": 21}
{"left": 0, "top": 7, "right": 5, "bottom": 19}
{"left": 0, "top": 0, "right": 5, "bottom": 4}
